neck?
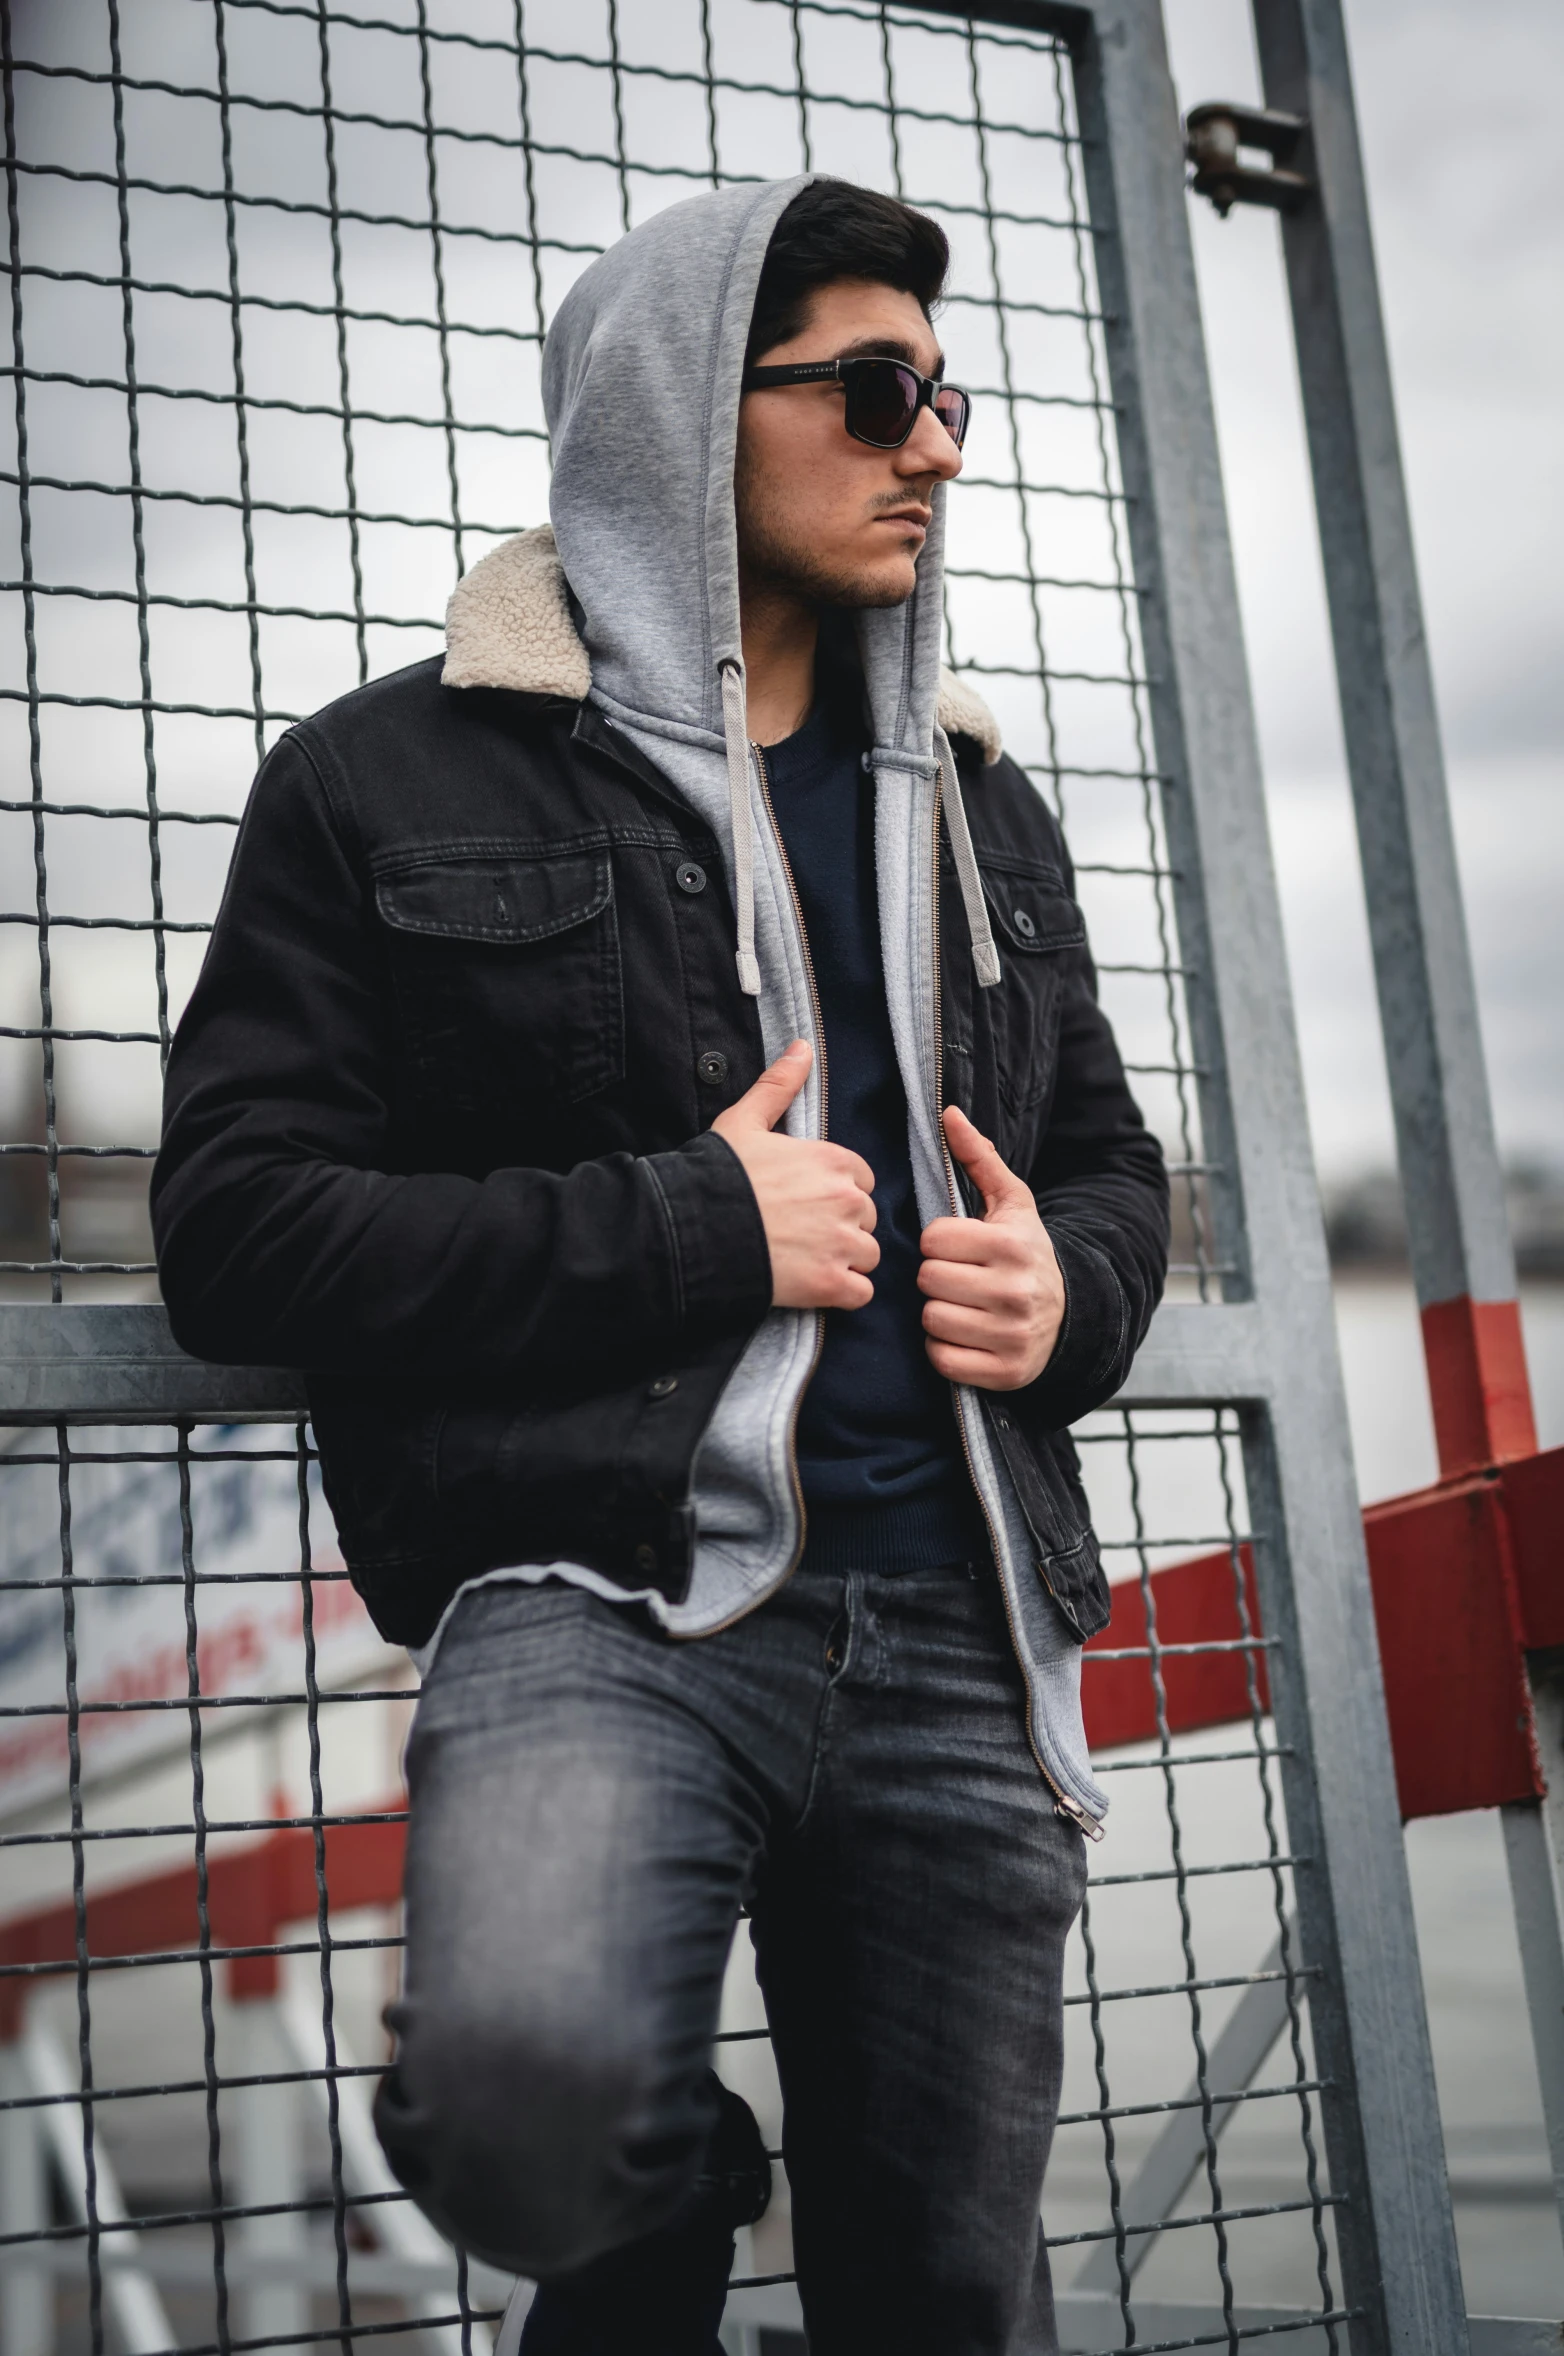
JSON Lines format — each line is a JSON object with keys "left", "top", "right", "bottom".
{"left": 739, "top": 576, "right": 818, "bottom": 746}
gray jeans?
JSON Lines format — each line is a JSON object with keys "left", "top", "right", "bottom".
{"left": 375, "top": 1558, "right": 1088, "bottom": 2356}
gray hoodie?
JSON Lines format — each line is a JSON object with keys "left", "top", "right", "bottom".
{"left": 434, "top": 176, "right": 1107, "bottom": 1833}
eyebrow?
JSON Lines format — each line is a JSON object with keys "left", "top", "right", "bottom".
{"left": 833, "top": 333, "right": 948, "bottom": 376}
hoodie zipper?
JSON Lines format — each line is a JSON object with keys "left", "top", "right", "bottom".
{"left": 931, "top": 764, "right": 1104, "bottom": 1841}
{"left": 672, "top": 739, "right": 825, "bottom": 1638}
{"left": 752, "top": 739, "right": 829, "bottom": 1140}
{"left": 752, "top": 737, "right": 829, "bottom": 1585}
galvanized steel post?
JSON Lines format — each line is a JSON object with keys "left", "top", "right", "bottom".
{"left": 1253, "top": 0, "right": 1563, "bottom": 2265}
{"left": 1075, "top": 1, "right": 1468, "bottom": 2343}
{"left": 1252, "top": 0, "right": 1534, "bottom": 1468}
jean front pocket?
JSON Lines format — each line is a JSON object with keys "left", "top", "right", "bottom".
{"left": 376, "top": 839, "right": 624, "bottom": 1109}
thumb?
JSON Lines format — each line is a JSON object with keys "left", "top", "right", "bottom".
{"left": 943, "top": 1103, "right": 1030, "bottom": 1219}
{"left": 723, "top": 1039, "right": 813, "bottom": 1133}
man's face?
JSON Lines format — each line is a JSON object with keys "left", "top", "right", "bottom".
{"left": 734, "top": 277, "right": 963, "bottom": 610}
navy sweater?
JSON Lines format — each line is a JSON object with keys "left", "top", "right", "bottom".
{"left": 760, "top": 675, "right": 988, "bottom": 1574}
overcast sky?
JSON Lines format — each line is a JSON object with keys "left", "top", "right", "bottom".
{"left": 2, "top": 0, "right": 1557, "bottom": 1194}
{"left": 1164, "top": 0, "right": 1563, "bottom": 1178}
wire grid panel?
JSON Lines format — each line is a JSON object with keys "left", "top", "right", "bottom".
{"left": 0, "top": 1422, "right": 474, "bottom": 2353}
{"left": 1057, "top": 1409, "right": 1343, "bottom": 2346}
{"left": 0, "top": 0, "right": 1215, "bottom": 1303}
{"left": 0, "top": 2, "right": 1341, "bottom": 2351}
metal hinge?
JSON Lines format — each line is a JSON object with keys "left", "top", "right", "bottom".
{"left": 1185, "top": 101, "right": 1313, "bottom": 218}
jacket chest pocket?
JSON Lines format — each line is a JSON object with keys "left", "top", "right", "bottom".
{"left": 375, "top": 847, "right": 623, "bottom": 1109}
{"left": 978, "top": 861, "right": 1086, "bottom": 1118}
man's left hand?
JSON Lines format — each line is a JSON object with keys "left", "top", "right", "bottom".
{"left": 918, "top": 1105, "right": 1065, "bottom": 1391}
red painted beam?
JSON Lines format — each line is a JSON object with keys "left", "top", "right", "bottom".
{"left": 1362, "top": 1472, "right": 1537, "bottom": 1819}
{"left": 1084, "top": 1444, "right": 1563, "bottom": 1820}
{"left": 0, "top": 1811, "right": 406, "bottom": 2036}
{"left": 1500, "top": 1444, "right": 1564, "bottom": 1651}
{"left": 1082, "top": 1546, "right": 1269, "bottom": 1752}
{"left": 1422, "top": 1295, "right": 1537, "bottom": 1476}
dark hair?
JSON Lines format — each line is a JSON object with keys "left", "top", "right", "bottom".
{"left": 745, "top": 179, "right": 950, "bottom": 368}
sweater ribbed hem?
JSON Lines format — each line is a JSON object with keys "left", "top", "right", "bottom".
{"left": 798, "top": 1484, "right": 990, "bottom": 1576}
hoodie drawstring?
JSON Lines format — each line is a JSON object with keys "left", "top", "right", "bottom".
{"left": 934, "top": 723, "right": 1002, "bottom": 989}
{"left": 719, "top": 659, "right": 762, "bottom": 996}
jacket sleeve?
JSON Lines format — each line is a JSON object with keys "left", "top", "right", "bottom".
{"left": 151, "top": 730, "right": 773, "bottom": 1384}
{"left": 1010, "top": 837, "right": 1171, "bottom": 1432}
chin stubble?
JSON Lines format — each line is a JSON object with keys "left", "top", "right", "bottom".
{"left": 736, "top": 471, "right": 919, "bottom": 612}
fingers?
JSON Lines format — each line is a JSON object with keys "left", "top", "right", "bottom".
{"left": 722, "top": 1038, "right": 813, "bottom": 1133}
{"left": 924, "top": 1337, "right": 1018, "bottom": 1391}
{"left": 941, "top": 1103, "right": 1029, "bottom": 1214}
{"left": 917, "top": 1254, "right": 1023, "bottom": 1308}
{"left": 707, "top": 1047, "right": 881, "bottom": 1312}
{"left": 803, "top": 1141, "right": 877, "bottom": 1217}
{"left": 814, "top": 1146, "right": 879, "bottom": 1227}
{"left": 920, "top": 1297, "right": 998, "bottom": 1350}
{"left": 801, "top": 1223, "right": 878, "bottom": 1312}
{"left": 804, "top": 1223, "right": 878, "bottom": 1313}
{"left": 838, "top": 1146, "right": 877, "bottom": 1201}
{"left": 919, "top": 1214, "right": 1023, "bottom": 1266}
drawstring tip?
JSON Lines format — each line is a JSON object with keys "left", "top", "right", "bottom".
{"left": 973, "top": 941, "right": 1002, "bottom": 989}
{"left": 735, "top": 949, "right": 761, "bottom": 996}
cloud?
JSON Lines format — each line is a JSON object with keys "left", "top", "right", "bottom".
{"left": 1166, "top": 0, "right": 1563, "bottom": 1174}
{"left": 5, "top": 0, "right": 1556, "bottom": 1200}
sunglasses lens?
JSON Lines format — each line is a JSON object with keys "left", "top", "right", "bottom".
{"left": 934, "top": 386, "right": 970, "bottom": 448}
{"left": 846, "top": 361, "right": 921, "bottom": 447}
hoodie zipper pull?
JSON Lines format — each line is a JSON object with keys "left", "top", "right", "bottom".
{"left": 1055, "top": 1792, "right": 1106, "bottom": 1842}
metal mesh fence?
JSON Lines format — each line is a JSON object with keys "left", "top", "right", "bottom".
{"left": 0, "top": 3, "right": 1346, "bottom": 2350}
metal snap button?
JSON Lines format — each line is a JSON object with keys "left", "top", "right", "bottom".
{"left": 1013, "top": 907, "right": 1036, "bottom": 939}
{"left": 825, "top": 1642, "right": 843, "bottom": 1671}
{"left": 633, "top": 1542, "right": 659, "bottom": 1574}
{"left": 697, "top": 1050, "right": 728, "bottom": 1086}
{"left": 648, "top": 1374, "right": 678, "bottom": 1399}
{"left": 676, "top": 861, "right": 707, "bottom": 894}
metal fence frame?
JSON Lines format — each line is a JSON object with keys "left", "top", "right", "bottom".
{"left": 1252, "top": 0, "right": 1564, "bottom": 2274}
{"left": 1067, "top": 8, "right": 1462, "bottom": 2343}
{"left": 4, "top": 0, "right": 1547, "bottom": 2349}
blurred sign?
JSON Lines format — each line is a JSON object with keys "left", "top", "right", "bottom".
{"left": 0, "top": 1429, "right": 396, "bottom": 1821}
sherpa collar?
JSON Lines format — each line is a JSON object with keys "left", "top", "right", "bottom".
{"left": 442, "top": 524, "right": 1003, "bottom": 765}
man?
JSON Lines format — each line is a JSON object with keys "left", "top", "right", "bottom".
{"left": 154, "top": 178, "right": 1167, "bottom": 2355}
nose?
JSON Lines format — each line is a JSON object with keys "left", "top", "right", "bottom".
{"left": 899, "top": 398, "right": 964, "bottom": 482}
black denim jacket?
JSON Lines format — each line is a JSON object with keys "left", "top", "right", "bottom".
{"left": 152, "top": 660, "right": 1169, "bottom": 1646}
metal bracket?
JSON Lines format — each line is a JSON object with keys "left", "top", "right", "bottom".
{"left": 1185, "top": 102, "right": 1313, "bottom": 218}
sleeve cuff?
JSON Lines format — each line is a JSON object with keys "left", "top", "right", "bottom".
{"left": 643, "top": 1129, "right": 773, "bottom": 1343}
{"left": 1020, "top": 1222, "right": 1128, "bottom": 1429}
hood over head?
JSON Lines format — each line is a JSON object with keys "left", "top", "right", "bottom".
{"left": 537, "top": 176, "right": 999, "bottom": 996}
{"left": 542, "top": 174, "right": 948, "bottom": 776}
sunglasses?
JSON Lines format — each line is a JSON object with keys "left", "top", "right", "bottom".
{"left": 741, "top": 355, "right": 971, "bottom": 451}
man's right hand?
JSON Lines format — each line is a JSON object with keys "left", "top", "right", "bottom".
{"left": 712, "top": 1040, "right": 878, "bottom": 1310}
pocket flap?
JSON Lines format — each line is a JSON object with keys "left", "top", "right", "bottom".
{"left": 980, "top": 866, "right": 1085, "bottom": 955}
{"left": 982, "top": 1402, "right": 1111, "bottom": 1642}
{"left": 376, "top": 850, "right": 612, "bottom": 945}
